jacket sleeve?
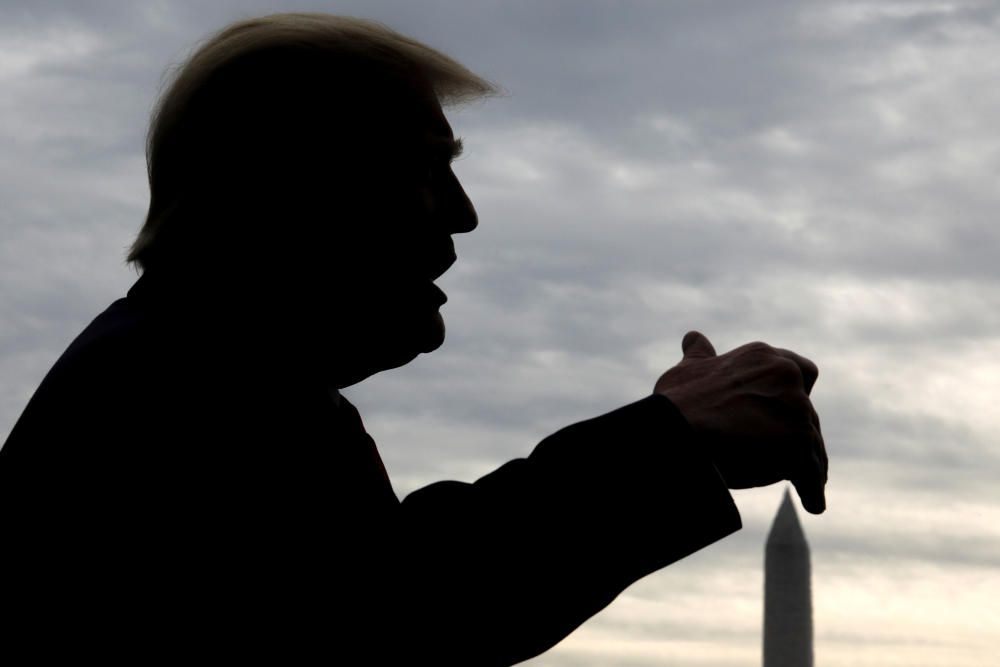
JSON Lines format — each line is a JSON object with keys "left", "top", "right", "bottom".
{"left": 381, "top": 393, "right": 742, "bottom": 666}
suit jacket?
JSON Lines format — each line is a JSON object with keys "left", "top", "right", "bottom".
{"left": 0, "top": 273, "right": 741, "bottom": 664}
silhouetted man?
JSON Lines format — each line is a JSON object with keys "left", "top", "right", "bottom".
{"left": 0, "top": 13, "right": 828, "bottom": 664}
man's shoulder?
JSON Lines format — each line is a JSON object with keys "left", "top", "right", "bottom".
{"left": 38, "top": 296, "right": 155, "bottom": 391}
{"left": 65, "top": 296, "right": 145, "bottom": 363}
{"left": 3, "top": 297, "right": 142, "bottom": 434}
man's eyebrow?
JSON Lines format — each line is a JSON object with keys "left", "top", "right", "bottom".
{"left": 450, "top": 136, "right": 464, "bottom": 159}
{"left": 427, "top": 135, "right": 464, "bottom": 159}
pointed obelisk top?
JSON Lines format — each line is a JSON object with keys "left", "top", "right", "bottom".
{"left": 766, "top": 487, "right": 809, "bottom": 550}
{"left": 763, "top": 487, "right": 813, "bottom": 666}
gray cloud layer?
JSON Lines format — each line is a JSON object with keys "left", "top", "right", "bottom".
{"left": 2, "top": 2, "right": 998, "bottom": 665}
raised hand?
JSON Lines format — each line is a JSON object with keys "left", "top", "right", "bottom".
{"left": 653, "top": 331, "right": 828, "bottom": 514}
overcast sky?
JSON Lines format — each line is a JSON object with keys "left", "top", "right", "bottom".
{"left": 2, "top": 1, "right": 998, "bottom": 665}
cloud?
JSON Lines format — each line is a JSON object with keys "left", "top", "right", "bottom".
{"left": 1, "top": 1, "right": 998, "bottom": 665}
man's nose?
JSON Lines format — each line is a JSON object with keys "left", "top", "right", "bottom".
{"left": 444, "top": 171, "right": 478, "bottom": 234}
{"left": 453, "top": 194, "right": 478, "bottom": 234}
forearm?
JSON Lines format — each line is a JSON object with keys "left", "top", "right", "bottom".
{"left": 389, "top": 393, "right": 742, "bottom": 665}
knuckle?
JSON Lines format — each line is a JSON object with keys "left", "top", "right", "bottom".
{"left": 803, "top": 356, "right": 819, "bottom": 376}
{"left": 773, "top": 357, "right": 803, "bottom": 382}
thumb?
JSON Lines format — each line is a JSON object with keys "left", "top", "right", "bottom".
{"left": 682, "top": 330, "right": 717, "bottom": 359}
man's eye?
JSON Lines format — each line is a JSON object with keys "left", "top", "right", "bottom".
{"left": 421, "top": 160, "right": 448, "bottom": 183}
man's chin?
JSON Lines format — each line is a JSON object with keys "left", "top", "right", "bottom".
{"left": 417, "top": 310, "right": 446, "bottom": 353}
{"left": 379, "top": 309, "right": 446, "bottom": 364}
{"left": 327, "top": 309, "right": 446, "bottom": 387}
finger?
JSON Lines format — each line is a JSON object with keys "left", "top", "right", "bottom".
{"left": 790, "top": 429, "right": 827, "bottom": 514}
{"left": 773, "top": 348, "right": 819, "bottom": 395}
{"left": 682, "top": 330, "right": 717, "bottom": 359}
{"left": 791, "top": 476, "right": 824, "bottom": 515}
{"left": 811, "top": 405, "right": 828, "bottom": 484}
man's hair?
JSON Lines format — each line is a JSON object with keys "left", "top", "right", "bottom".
{"left": 126, "top": 12, "right": 500, "bottom": 274}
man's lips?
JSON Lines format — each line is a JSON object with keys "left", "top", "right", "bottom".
{"left": 422, "top": 249, "right": 455, "bottom": 305}
{"left": 426, "top": 252, "right": 457, "bottom": 281}
{"left": 427, "top": 281, "right": 448, "bottom": 304}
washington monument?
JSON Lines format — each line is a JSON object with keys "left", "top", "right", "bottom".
{"left": 764, "top": 488, "right": 814, "bottom": 667}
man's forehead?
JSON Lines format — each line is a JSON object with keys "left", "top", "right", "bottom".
{"left": 363, "top": 88, "right": 460, "bottom": 157}
{"left": 420, "top": 98, "right": 455, "bottom": 141}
